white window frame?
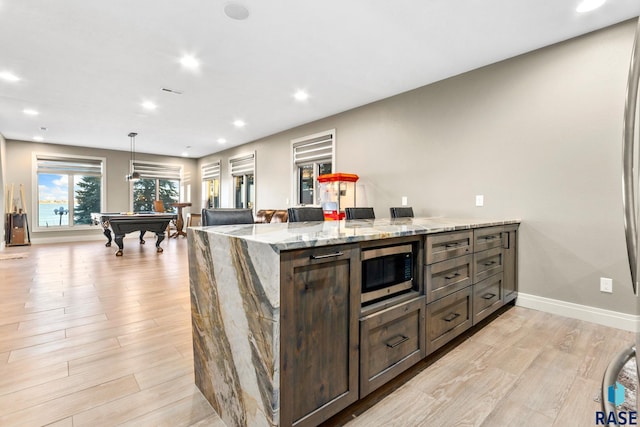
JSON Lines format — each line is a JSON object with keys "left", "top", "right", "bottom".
{"left": 32, "top": 152, "right": 107, "bottom": 232}
{"left": 129, "top": 160, "right": 183, "bottom": 211}
{"left": 202, "top": 160, "right": 221, "bottom": 209}
{"left": 291, "top": 129, "right": 335, "bottom": 206}
{"left": 229, "top": 152, "right": 256, "bottom": 211}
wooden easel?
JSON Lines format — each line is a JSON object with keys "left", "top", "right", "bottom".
{"left": 5, "top": 184, "right": 31, "bottom": 246}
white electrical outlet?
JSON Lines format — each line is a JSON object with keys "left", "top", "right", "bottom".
{"left": 401, "top": 196, "right": 408, "bottom": 206}
{"left": 600, "top": 277, "right": 613, "bottom": 293}
{"left": 475, "top": 195, "right": 484, "bottom": 207}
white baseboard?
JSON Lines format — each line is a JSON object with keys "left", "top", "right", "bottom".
{"left": 30, "top": 234, "right": 105, "bottom": 245}
{"left": 516, "top": 292, "right": 640, "bottom": 332}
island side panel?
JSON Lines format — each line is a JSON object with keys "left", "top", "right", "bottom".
{"left": 188, "top": 228, "right": 280, "bottom": 427}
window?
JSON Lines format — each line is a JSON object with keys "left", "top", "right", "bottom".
{"left": 229, "top": 153, "right": 255, "bottom": 210}
{"left": 292, "top": 130, "right": 335, "bottom": 205}
{"left": 35, "top": 154, "right": 105, "bottom": 229}
{"left": 202, "top": 161, "right": 221, "bottom": 209}
{"left": 131, "top": 161, "right": 182, "bottom": 212}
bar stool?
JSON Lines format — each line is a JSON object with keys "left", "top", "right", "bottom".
{"left": 390, "top": 207, "right": 414, "bottom": 218}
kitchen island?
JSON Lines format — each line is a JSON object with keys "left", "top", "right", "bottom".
{"left": 188, "top": 217, "right": 520, "bottom": 427}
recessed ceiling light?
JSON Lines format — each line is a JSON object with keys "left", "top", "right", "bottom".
{"left": 224, "top": 2, "right": 250, "bottom": 20}
{"left": 217, "top": 138, "right": 227, "bottom": 144}
{"left": 0, "top": 71, "right": 20, "bottom": 82}
{"left": 142, "top": 101, "right": 157, "bottom": 110}
{"left": 576, "top": 0, "right": 606, "bottom": 13}
{"left": 181, "top": 151, "right": 189, "bottom": 157}
{"left": 23, "top": 108, "right": 39, "bottom": 116}
{"left": 233, "top": 120, "right": 246, "bottom": 128}
{"left": 180, "top": 54, "right": 200, "bottom": 69}
{"left": 294, "top": 90, "right": 309, "bottom": 101}
{"left": 33, "top": 136, "right": 43, "bottom": 142}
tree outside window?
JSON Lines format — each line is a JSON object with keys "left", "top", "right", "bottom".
{"left": 133, "top": 178, "right": 179, "bottom": 212}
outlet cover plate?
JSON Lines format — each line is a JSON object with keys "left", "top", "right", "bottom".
{"left": 600, "top": 277, "right": 613, "bottom": 293}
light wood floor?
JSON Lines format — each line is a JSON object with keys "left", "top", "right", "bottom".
{"left": 0, "top": 239, "right": 634, "bottom": 426}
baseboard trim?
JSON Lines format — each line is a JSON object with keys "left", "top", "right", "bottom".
{"left": 516, "top": 292, "right": 639, "bottom": 332}
{"left": 30, "top": 234, "right": 105, "bottom": 245}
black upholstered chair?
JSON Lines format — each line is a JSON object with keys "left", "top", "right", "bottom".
{"left": 345, "top": 207, "right": 375, "bottom": 220}
{"left": 287, "top": 207, "right": 325, "bottom": 223}
{"left": 201, "top": 208, "right": 254, "bottom": 226}
{"left": 390, "top": 206, "right": 414, "bottom": 218}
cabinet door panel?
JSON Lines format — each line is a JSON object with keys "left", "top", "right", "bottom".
{"left": 473, "top": 247, "right": 503, "bottom": 283}
{"left": 425, "top": 254, "right": 473, "bottom": 303}
{"left": 360, "top": 296, "right": 425, "bottom": 397}
{"left": 281, "top": 245, "right": 359, "bottom": 427}
{"left": 473, "top": 273, "right": 503, "bottom": 324}
{"left": 474, "top": 226, "right": 504, "bottom": 252}
{"left": 426, "top": 286, "right": 472, "bottom": 355}
{"left": 426, "top": 231, "right": 473, "bottom": 264}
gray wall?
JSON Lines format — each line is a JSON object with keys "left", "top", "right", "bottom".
{"left": 4, "top": 140, "right": 198, "bottom": 242}
{"left": 199, "top": 20, "right": 638, "bottom": 315}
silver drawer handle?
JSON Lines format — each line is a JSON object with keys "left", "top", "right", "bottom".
{"left": 386, "top": 335, "right": 409, "bottom": 348}
{"left": 444, "top": 272, "right": 461, "bottom": 280}
{"left": 482, "top": 293, "right": 497, "bottom": 300}
{"left": 310, "top": 252, "right": 344, "bottom": 260}
{"left": 443, "top": 312, "right": 460, "bottom": 322}
{"left": 483, "top": 261, "right": 496, "bottom": 266}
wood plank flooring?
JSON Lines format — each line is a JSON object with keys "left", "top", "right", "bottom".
{"left": 0, "top": 239, "right": 634, "bottom": 426}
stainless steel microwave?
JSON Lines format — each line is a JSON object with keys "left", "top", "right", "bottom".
{"left": 361, "top": 244, "right": 414, "bottom": 304}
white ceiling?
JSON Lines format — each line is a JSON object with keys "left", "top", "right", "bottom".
{"left": 0, "top": 0, "right": 639, "bottom": 158}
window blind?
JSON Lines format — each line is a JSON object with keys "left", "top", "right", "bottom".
{"left": 133, "top": 161, "right": 182, "bottom": 180}
{"left": 202, "top": 161, "right": 221, "bottom": 180}
{"left": 293, "top": 133, "right": 334, "bottom": 165}
{"left": 229, "top": 153, "right": 255, "bottom": 176}
{"left": 37, "top": 156, "right": 103, "bottom": 176}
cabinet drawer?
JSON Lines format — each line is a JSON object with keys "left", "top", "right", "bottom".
{"left": 425, "top": 254, "right": 473, "bottom": 303}
{"left": 474, "top": 226, "right": 504, "bottom": 253}
{"left": 473, "top": 273, "right": 503, "bottom": 324}
{"left": 360, "top": 296, "right": 425, "bottom": 397}
{"left": 473, "top": 246, "right": 503, "bottom": 283}
{"left": 425, "top": 231, "right": 473, "bottom": 264}
{"left": 426, "top": 287, "right": 472, "bottom": 355}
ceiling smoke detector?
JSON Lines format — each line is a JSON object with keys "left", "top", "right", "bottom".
{"left": 224, "top": 2, "right": 250, "bottom": 20}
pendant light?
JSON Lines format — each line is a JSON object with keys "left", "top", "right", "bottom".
{"left": 126, "top": 132, "right": 141, "bottom": 181}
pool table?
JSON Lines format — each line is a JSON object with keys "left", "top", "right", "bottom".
{"left": 91, "top": 212, "right": 177, "bottom": 256}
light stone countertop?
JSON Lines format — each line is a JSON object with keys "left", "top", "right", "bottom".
{"left": 190, "top": 217, "right": 521, "bottom": 252}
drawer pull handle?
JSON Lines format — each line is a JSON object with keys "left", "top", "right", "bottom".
{"left": 310, "top": 252, "right": 344, "bottom": 260}
{"left": 386, "top": 335, "right": 409, "bottom": 348}
{"left": 483, "top": 261, "right": 496, "bottom": 266}
{"left": 482, "top": 235, "right": 497, "bottom": 240}
{"left": 444, "top": 272, "right": 461, "bottom": 280}
{"left": 482, "top": 293, "right": 497, "bottom": 300}
{"left": 445, "top": 242, "right": 460, "bottom": 248}
{"left": 443, "top": 312, "right": 460, "bottom": 322}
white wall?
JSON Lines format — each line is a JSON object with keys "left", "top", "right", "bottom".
{"left": 199, "top": 20, "right": 639, "bottom": 315}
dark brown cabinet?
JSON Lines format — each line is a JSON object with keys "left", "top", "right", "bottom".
{"left": 426, "top": 286, "right": 473, "bottom": 354}
{"left": 472, "top": 272, "right": 503, "bottom": 324}
{"left": 360, "top": 296, "right": 425, "bottom": 397}
{"left": 280, "top": 244, "right": 360, "bottom": 427}
{"left": 502, "top": 224, "right": 518, "bottom": 304}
